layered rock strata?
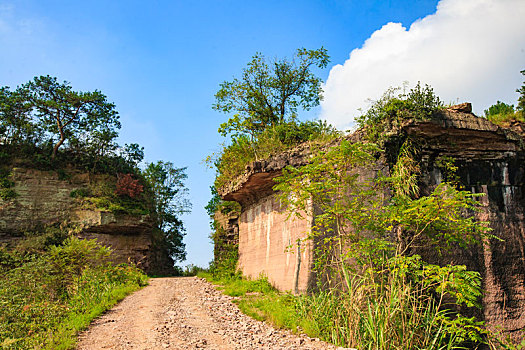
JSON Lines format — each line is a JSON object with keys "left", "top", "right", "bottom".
{"left": 219, "top": 104, "right": 525, "bottom": 339}
{"left": 0, "top": 167, "right": 160, "bottom": 272}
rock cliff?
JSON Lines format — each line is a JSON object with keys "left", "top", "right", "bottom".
{"left": 220, "top": 104, "right": 525, "bottom": 339}
{"left": 0, "top": 167, "right": 166, "bottom": 273}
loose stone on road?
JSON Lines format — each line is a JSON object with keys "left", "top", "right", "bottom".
{"left": 77, "top": 277, "right": 341, "bottom": 350}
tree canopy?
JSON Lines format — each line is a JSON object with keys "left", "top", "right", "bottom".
{"left": 22, "top": 75, "right": 120, "bottom": 159}
{"left": 0, "top": 76, "right": 136, "bottom": 173}
{"left": 213, "top": 47, "right": 330, "bottom": 138}
{"left": 143, "top": 161, "right": 191, "bottom": 263}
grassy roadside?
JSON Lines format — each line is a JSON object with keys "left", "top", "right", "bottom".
{"left": 0, "top": 237, "right": 148, "bottom": 350}
{"left": 44, "top": 271, "right": 147, "bottom": 350}
{"left": 197, "top": 272, "right": 320, "bottom": 339}
{"left": 198, "top": 271, "right": 525, "bottom": 349}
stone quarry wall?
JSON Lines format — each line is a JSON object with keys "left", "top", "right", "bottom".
{"left": 220, "top": 104, "right": 525, "bottom": 339}
{"left": 0, "top": 167, "right": 161, "bottom": 273}
{"left": 405, "top": 108, "right": 525, "bottom": 339}
{"left": 238, "top": 193, "right": 314, "bottom": 293}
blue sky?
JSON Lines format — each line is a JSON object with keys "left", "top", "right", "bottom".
{"left": 1, "top": 0, "right": 523, "bottom": 267}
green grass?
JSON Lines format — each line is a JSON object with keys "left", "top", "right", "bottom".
{"left": 0, "top": 237, "right": 148, "bottom": 350}
{"left": 200, "top": 267, "right": 522, "bottom": 350}
{"left": 45, "top": 282, "right": 145, "bottom": 350}
{"left": 198, "top": 272, "right": 318, "bottom": 337}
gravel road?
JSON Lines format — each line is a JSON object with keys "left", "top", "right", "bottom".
{"left": 77, "top": 277, "right": 342, "bottom": 350}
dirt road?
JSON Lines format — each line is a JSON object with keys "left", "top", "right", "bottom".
{"left": 77, "top": 277, "right": 341, "bottom": 350}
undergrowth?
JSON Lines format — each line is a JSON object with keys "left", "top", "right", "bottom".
{"left": 71, "top": 174, "right": 151, "bottom": 216}
{"left": 198, "top": 273, "right": 312, "bottom": 333}
{"left": 207, "top": 120, "right": 340, "bottom": 190}
{"left": 356, "top": 82, "right": 443, "bottom": 145}
{"left": 0, "top": 236, "right": 148, "bottom": 349}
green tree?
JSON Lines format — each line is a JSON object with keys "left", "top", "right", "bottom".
{"left": 0, "top": 86, "right": 40, "bottom": 146}
{"left": 143, "top": 161, "right": 191, "bottom": 262}
{"left": 23, "top": 75, "right": 121, "bottom": 159}
{"left": 121, "top": 143, "right": 145, "bottom": 167}
{"left": 484, "top": 101, "right": 515, "bottom": 118}
{"left": 213, "top": 48, "right": 330, "bottom": 138}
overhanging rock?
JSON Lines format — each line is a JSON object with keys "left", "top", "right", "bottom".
{"left": 219, "top": 104, "right": 525, "bottom": 340}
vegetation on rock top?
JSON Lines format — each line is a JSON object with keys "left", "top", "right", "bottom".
{"left": 483, "top": 70, "right": 525, "bottom": 126}
{"left": 207, "top": 51, "right": 525, "bottom": 349}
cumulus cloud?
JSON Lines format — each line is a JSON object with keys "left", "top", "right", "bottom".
{"left": 321, "top": 0, "right": 525, "bottom": 130}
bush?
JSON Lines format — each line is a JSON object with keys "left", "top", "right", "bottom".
{"left": 0, "top": 236, "right": 147, "bottom": 349}
{"left": 356, "top": 82, "right": 442, "bottom": 144}
{"left": 485, "top": 101, "right": 515, "bottom": 117}
{"left": 115, "top": 173, "right": 143, "bottom": 198}
{"left": 0, "top": 169, "right": 16, "bottom": 201}
{"left": 70, "top": 188, "right": 91, "bottom": 198}
{"left": 209, "top": 119, "right": 339, "bottom": 189}
{"left": 0, "top": 188, "right": 17, "bottom": 201}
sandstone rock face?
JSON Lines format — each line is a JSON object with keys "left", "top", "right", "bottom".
{"left": 0, "top": 168, "right": 87, "bottom": 237}
{"left": 238, "top": 194, "right": 314, "bottom": 293}
{"left": 0, "top": 167, "right": 160, "bottom": 273}
{"left": 221, "top": 105, "right": 525, "bottom": 339}
{"left": 406, "top": 107, "right": 525, "bottom": 340}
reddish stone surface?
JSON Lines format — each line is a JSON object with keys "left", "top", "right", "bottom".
{"left": 238, "top": 194, "right": 314, "bottom": 293}
{"left": 222, "top": 104, "right": 525, "bottom": 340}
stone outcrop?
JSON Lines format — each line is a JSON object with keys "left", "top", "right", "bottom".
{"left": 220, "top": 105, "right": 525, "bottom": 339}
{"left": 0, "top": 167, "right": 163, "bottom": 273}
{"left": 219, "top": 143, "right": 313, "bottom": 206}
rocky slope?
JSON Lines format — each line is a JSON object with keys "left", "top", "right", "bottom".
{"left": 0, "top": 166, "right": 166, "bottom": 273}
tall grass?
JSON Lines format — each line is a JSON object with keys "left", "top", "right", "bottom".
{"left": 0, "top": 237, "right": 148, "bottom": 349}
{"left": 296, "top": 271, "right": 466, "bottom": 349}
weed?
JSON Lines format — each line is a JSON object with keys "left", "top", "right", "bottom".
{"left": 70, "top": 188, "right": 91, "bottom": 198}
{"left": 0, "top": 188, "right": 17, "bottom": 201}
{"left": 0, "top": 236, "right": 147, "bottom": 349}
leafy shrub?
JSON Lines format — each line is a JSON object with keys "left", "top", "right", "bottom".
{"left": 0, "top": 169, "right": 16, "bottom": 201}
{"left": 485, "top": 101, "right": 515, "bottom": 117}
{"left": 0, "top": 188, "right": 17, "bottom": 201}
{"left": 274, "top": 139, "right": 495, "bottom": 348}
{"left": 356, "top": 82, "right": 442, "bottom": 144}
{"left": 15, "top": 224, "right": 69, "bottom": 254}
{"left": 0, "top": 236, "right": 147, "bottom": 349}
{"left": 70, "top": 188, "right": 91, "bottom": 198}
{"left": 483, "top": 100, "right": 525, "bottom": 127}
{"left": 56, "top": 168, "right": 71, "bottom": 181}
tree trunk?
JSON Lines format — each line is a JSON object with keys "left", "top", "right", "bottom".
{"left": 51, "top": 137, "right": 65, "bottom": 160}
{"left": 52, "top": 117, "right": 65, "bottom": 160}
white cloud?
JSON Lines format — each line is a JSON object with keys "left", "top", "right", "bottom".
{"left": 321, "top": 0, "right": 525, "bottom": 130}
